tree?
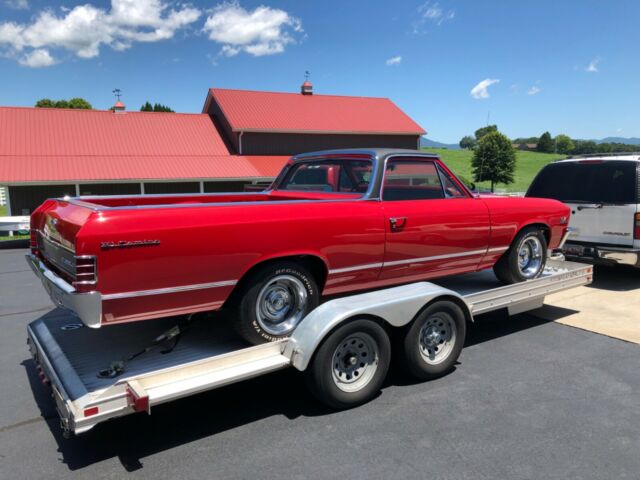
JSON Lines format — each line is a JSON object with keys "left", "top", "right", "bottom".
{"left": 459, "top": 136, "right": 476, "bottom": 150}
{"left": 35, "top": 98, "right": 55, "bottom": 108}
{"left": 140, "top": 102, "right": 174, "bottom": 112}
{"left": 537, "top": 131, "right": 554, "bottom": 153}
{"left": 68, "top": 97, "right": 92, "bottom": 109}
{"left": 554, "top": 134, "right": 574, "bottom": 155}
{"left": 471, "top": 131, "right": 516, "bottom": 192}
{"left": 35, "top": 97, "right": 92, "bottom": 109}
{"left": 474, "top": 124, "right": 498, "bottom": 141}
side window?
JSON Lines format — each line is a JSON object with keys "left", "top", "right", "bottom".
{"left": 437, "top": 167, "right": 466, "bottom": 198}
{"left": 383, "top": 160, "right": 444, "bottom": 201}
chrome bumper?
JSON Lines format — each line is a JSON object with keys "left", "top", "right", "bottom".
{"left": 562, "top": 244, "right": 640, "bottom": 268}
{"left": 25, "top": 254, "right": 102, "bottom": 328}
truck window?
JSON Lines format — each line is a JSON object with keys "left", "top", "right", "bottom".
{"left": 278, "top": 160, "right": 373, "bottom": 194}
{"left": 383, "top": 160, "right": 444, "bottom": 201}
{"left": 527, "top": 161, "right": 638, "bottom": 204}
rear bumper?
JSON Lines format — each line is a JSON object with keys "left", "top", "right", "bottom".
{"left": 25, "top": 253, "right": 102, "bottom": 327}
{"left": 562, "top": 243, "right": 640, "bottom": 268}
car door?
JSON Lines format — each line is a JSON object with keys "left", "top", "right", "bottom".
{"left": 379, "top": 158, "right": 491, "bottom": 281}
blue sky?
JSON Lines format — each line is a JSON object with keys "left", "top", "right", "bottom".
{"left": 0, "top": 0, "right": 638, "bottom": 143}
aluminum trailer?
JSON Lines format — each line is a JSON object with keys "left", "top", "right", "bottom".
{"left": 27, "top": 259, "right": 592, "bottom": 437}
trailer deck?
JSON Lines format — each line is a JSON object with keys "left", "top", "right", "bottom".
{"left": 27, "top": 259, "right": 592, "bottom": 436}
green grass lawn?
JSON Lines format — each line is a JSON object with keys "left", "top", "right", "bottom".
{"left": 0, "top": 205, "right": 6, "bottom": 216}
{"left": 423, "top": 148, "right": 564, "bottom": 193}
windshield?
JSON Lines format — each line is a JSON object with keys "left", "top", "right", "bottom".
{"left": 277, "top": 160, "right": 373, "bottom": 194}
{"left": 527, "top": 161, "right": 638, "bottom": 204}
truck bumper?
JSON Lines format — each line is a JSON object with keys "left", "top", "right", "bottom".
{"left": 562, "top": 243, "right": 640, "bottom": 268}
{"left": 25, "top": 253, "right": 103, "bottom": 328}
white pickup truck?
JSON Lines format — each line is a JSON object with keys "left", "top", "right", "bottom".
{"left": 527, "top": 154, "right": 640, "bottom": 268}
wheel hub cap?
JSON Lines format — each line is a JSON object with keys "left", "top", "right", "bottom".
{"left": 517, "top": 235, "right": 543, "bottom": 278}
{"left": 418, "top": 313, "right": 456, "bottom": 365}
{"left": 256, "top": 275, "right": 308, "bottom": 336}
{"left": 331, "top": 333, "right": 379, "bottom": 393}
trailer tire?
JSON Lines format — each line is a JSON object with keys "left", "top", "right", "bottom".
{"left": 402, "top": 300, "right": 466, "bottom": 380}
{"left": 494, "top": 226, "right": 548, "bottom": 284}
{"left": 235, "top": 261, "right": 319, "bottom": 345}
{"left": 305, "top": 319, "right": 391, "bottom": 409}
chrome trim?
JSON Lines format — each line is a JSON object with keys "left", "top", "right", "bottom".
{"left": 383, "top": 249, "right": 488, "bottom": 268}
{"left": 328, "top": 246, "right": 507, "bottom": 275}
{"left": 557, "top": 227, "right": 573, "bottom": 250}
{"left": 25, "top": 254, "right": 103, "bottom": 328}
{"left": 597, "top": 249, "right": 640, "bottom": 267}
{"left": 328, "top": 262, "right": 384, "bottom": 275}
{"left": 102, "top": 280, "right": 238, "bottom": 301}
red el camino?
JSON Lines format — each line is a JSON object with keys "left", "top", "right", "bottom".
{"left": 27, "top": 149, "right": 570, "bottom": 344}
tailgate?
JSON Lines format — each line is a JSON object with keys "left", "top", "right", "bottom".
{"left": 567, "top": 203, "right": 636, "bottom": 247}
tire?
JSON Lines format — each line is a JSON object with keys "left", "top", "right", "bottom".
{"left": 235, "top": 261, "right": 319, "bottom": 345}
{"left": 305, "top": 319, "right": 391, "bottom": 409}
{"left": 493, "top": 226, "right": 548, "bottom": 284}
{"left": 402, "top": 300, "right": 466, "bottom": 380}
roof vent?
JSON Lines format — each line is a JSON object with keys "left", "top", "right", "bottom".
{"left": 301, "top": 71, "right": 313, "bottom": 95}
{"left": 112, "top": 88, "right": 125, "bottom": 113}
{"left": 112, "top": 100, "right": 126, "bottom": 113}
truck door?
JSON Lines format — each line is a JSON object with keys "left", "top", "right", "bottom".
{"left": 379, "top": 158, "right": 491, "bottom": 281}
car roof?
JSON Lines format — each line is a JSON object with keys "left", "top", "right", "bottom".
{"left": 292, "top": 148, "right": 440, "bottom": 162}
{"left": 557, "top": 154, "right": 640, "bottom": 163}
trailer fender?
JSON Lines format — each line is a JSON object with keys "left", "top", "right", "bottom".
{"left": 284, "top": 282, "right": 471, "bottom": 371}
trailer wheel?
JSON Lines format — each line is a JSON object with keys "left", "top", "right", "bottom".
{"left": 235, "top": 261, "right": 319, "bottom": 345}
{"left": 402, "top": 301, "right": 466, "bottom": 380}
{"left": 306, "top": 319, "right": 391, "bottom": 409}
{"left": 494, "top": 226, "right": 548, "bottom": 284}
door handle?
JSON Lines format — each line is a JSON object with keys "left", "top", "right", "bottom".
{"left": 389, "top": 217, "right": 407, "bottom": 231}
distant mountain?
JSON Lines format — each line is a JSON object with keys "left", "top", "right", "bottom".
{"left": 595, "top": 137, "right": 640, "bottom": 145}
{"left": 420, "top": 137, "right": 460, "bottom": 150}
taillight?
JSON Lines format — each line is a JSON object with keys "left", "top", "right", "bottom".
{"left": 73, "top": 256, "right": 97, "bottom": 287}
{"left": 30, "top": 229, "right": 38, "bottom": 254}
{"left": 635, "top": 213, "right": 640, "bottom": 240}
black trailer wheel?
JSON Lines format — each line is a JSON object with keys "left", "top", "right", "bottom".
{"left": 401, "top": 301, "right": 466, "bottom": 380}
{"left": 235, "top": 261, "right": 319, "bottom": 345}
{"left": 306, "top": 319, "right": 391, "bottom": 409}
{"left": 494, "top": 226, "right": 548, "bottom": 284}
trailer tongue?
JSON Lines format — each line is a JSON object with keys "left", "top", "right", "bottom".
{"left": 27, "top": 259, "right": 592, "bottom": 437}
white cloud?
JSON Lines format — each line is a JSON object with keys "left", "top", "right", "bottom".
{"left": 470, "top": 78, "right": 499, "bottom": 99}
{"left": 0, "top": 0, "right": 202, "bottom": 66}
{"left": 585, "top": 57, "right": 600, "bottom": 73}
{"left": 18, "top": 48, "right": 55, "bottom": 67}
{"left": 204, "top": 2, "right": 302, "bottom": 57}
{"left": 414, "top": 1, "right": 455, "bottom": 32}
{"left": 527, "top": 86, "right": 541, "bottom": 95}
{"left": 386, "top": 55, "right": 402, "bottom": 66}
{"left": 5, "top": 0, "right": 28, "bottom": 9}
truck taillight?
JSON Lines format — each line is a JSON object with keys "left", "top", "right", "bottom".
{"left": 635, "top": 213, "right": 640, "bottom": 240}
{"left": 73, "top": 256, "right": 97, "bottom": 287}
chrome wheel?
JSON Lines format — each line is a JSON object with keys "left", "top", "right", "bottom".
{"left": 517, "top": 235, "right": 543, "bottom": 278}
{"left": 418, "top": 313, "right": 456, "bottom": 365}
{"left": 331, "top": 333, "right": 379, "bottom": 392}
{"left": 255, "top": 275, "right": 308, "bottom": 336}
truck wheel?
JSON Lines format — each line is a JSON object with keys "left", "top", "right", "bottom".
{"left": 493, "top": 226, "right": 548, "bottom": 284}
{"left": 236, "top": 262, "right": 319, "bottom": 344}
{"left": 402, "top": 301, "right": 466, "bottom": 380}
{"left": 305, "top": 319, "right": 391, "bottom": 409}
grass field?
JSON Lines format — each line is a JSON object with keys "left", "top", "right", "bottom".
{"left": 424, "top": 148, "right": 564, "bottom": 193}
{"left": 0, "top": 205, "right": 6, "bottom": 216}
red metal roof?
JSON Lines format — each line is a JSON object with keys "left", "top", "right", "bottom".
{"left": 207, "top": 88, "right": 426, "bottom": 135}
{"left": 0, "top": 106, "right": 288, "bottom": 183}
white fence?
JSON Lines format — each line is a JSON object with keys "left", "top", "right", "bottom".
{"left": 0, "top": 187, "right": 6, "bottom": 207}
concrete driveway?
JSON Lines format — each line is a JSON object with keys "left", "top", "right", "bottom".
{"left": 1, "top": 248, "right": 638, "bottom": 479}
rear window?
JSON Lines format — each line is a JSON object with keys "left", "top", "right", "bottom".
{"left": 278, "top": 160, "right": 373, "bottom": 194}
{"left": 527, "top": 161, "right": 638, "bottom": 204}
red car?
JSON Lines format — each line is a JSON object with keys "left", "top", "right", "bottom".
{"left": 27, "top": 149, "right": 570, "bottom": 344}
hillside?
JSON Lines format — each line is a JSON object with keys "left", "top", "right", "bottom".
{"left": 423, "top": 148, "right": 564, "bottom": 193}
